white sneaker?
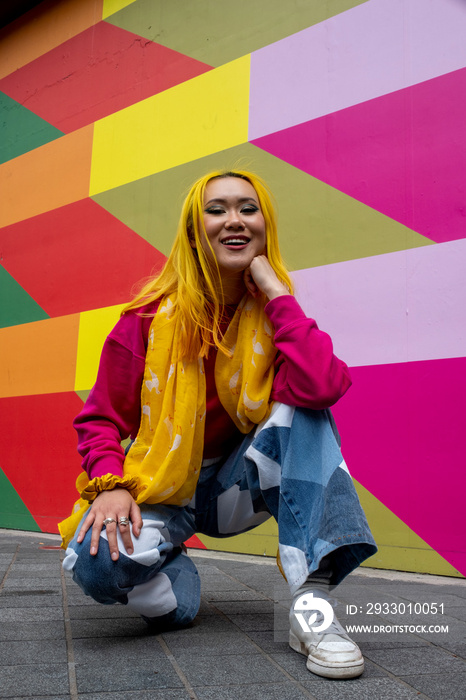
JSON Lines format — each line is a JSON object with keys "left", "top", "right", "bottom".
{"left": 289, "top": 608, "right": 364, "bottom": 679}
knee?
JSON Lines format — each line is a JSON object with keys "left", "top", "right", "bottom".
{"left": 142, "top": 551, "right": 201, "bottom": 629}
{"left": 64, "top": 522, "right": 174, "bottom": 605}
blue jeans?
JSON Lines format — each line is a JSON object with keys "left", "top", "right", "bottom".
{"left": 63, "top": 404, "right": 377, "bottom": 628}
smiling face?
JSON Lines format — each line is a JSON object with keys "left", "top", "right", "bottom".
{"left": 196, "top": 176, "right": 267, "bottom": 281}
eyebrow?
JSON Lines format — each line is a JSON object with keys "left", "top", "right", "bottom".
{"left": 204, "top": 196, "right": 259, "bottom": 206}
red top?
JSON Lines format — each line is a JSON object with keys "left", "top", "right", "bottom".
{"left": 74, "top": 295, "right": 351, "bottom": 479}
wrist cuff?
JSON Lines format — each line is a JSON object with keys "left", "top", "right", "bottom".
{"left": 79, "top": 473, "right": 142, "bottom": 502}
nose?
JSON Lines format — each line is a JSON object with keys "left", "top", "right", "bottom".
{"left": 225, "top": 211, "right": 245, "bottom": 230}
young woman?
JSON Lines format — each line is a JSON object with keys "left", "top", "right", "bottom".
{"left": 60, "top": 170, "right": 376, "bottom": 679}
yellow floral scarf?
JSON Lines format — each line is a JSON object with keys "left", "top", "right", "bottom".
{"left": 59, "top": 293, "right": 276, "bottom": 546}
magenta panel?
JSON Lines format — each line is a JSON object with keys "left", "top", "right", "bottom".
{"left": 253, "top": 69, "right": 466, "bottom": 243}
{"left": 332, "top": 357, "right": 466, "bottom": 576}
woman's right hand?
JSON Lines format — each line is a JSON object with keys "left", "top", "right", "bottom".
{"left": 76, "top": 488, "right": 142, "bottom": 561}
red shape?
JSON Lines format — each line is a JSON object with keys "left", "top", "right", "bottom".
{"left": 0, "top": 392, "right": 85, "bottom": 533}
{"left": 0, "top": 198, "right": 166, "bottom": 317}
{"left": 332, "top": 356, "right": 466, "bottom": 577}
{"left": 185, "top": 535, "right": 207, "bottom": 550}
{"left": 253, "top": 68, "right": 466, "bottom": 244}
{"left": 0, "top": 21, "right": 212, "bottom": 133}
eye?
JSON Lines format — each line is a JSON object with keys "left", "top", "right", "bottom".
{"left": 205, "top": 207, "right": 225, "bottom": 215}
{"left": 241, "top": 205, "right": 259, "bottom": 214}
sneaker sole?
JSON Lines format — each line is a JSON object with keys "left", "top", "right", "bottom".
{"left": 289, "top": 631, "right": 364, "bottom": 679}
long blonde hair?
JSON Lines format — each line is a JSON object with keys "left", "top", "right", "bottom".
{"left": 123, "top": 169, "right": 293, "bottom": 361}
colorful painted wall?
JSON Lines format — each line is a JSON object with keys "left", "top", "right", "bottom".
{"left": 0, "top": 0, "right": 464, "bottom": 578}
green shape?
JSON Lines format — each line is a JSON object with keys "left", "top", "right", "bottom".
{"left": 106, "top": 0, "right": 369, "bottom": 67}
{"left": 75, "top": 390, "right": 91, "bottom": 403}
{"left": 0, "top": 265, "right": 49, "bottom": 329}
{"left": 0, "top": 92, "right": 63, "bottom": 165}
{"left": 0, "top": 466, "right": 40, "bottom": 531}
{"left": 354, "top": 479, "right": 463, "bottom": 578}
{"left": 92, "top": 142, "right": 434, "bottom": 272}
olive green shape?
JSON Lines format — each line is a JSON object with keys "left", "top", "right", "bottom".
{"left": 106, "top": 0, "right": 369, "bottom": 67}
{"left": 0, "top": 264, "right": 49, "bottom": 329}
{"left": 0, "top": 92, "right": 63, "bottom": 165}
{"left": 92, "top": 142, "right": 434, "bottom": 273}
{"left": 0, "top": 466, "right": 40, "bottom": 531}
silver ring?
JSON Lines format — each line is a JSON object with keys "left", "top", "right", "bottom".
{"left": 119, "top": 517, "right": 130, "bottom": 526}
{"left": 103, "top": 517, "right": 117, "bottom": 527}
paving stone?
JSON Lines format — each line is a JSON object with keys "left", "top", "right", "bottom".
{"left": 0, "top": 592, "right": 63, "bottom": 608}
{"left": 160, "top": 614, "right": 237, "bottom": 637}
{"left": 2, "top": 577, "right": 62, "bottom": 593}
{"left": 211, "top": 599, "right": 274, "bottom": 615}
{"left": 200, "top": 578, "right": 253, "bottom": 592}
{"left": 72, "top": 636, "right": 168, "bottom": 664}
{"left": 10, "top": 697, "right": 70, "bottom": 700}
{"left": 163, "top": 629, "right": 260, "bottom": 655}
{"left": 301, "top": 677, "right": 424, "bottom": 699}
{"left": 357, "top": 637, "right": 431, "bottom": 650}
{"left": 196, "top": 599, "right": 219, "bottom": 615}
{"left": 75, "top": 659, "right": 184, "bottom": 693}
{"left": 0, "top": 639, "right": 67, "bottom": 665}
{"left": 10, "top": 562, "right": 62, "bottom": 574}
{"left": 0, "top": 620, "right": 65, "bottom": 641}
{"left": 435, "top": 639, "right": 466, "bottom": 658}
{"left": 270, "top": 650, "right": 390, "bottom": 683}
{"left": 363, "top": 645, "right": 466, "bottom": 675}
{"left": 174, "top": 652, "right": 288, "bottom": 687}
{"left": 68, "top": 604, "right": 139, "bottom": 620}
{"left": 245, "top": 629, "right": 291, "bottom": 654}
{"left": 226, "top": 612, "right": 276, "bottom": 632}
{"left": 400, "top": 672, "right": 466, "bottom": 700}
{"left": 442, "top": 605, "right": 466, "bottom": 622}
{"left": 69, "top": 618, "right": 148, "bottom": 639}
{"left": 0, "top": 663, "right": 69, "bottom": 698}
{"left": 0, "top": 605, "right": 64, "bottom": 622}
{"left": 195, "top": 682, "right": 313, "bottom": 700}
{"left": 0, "top": 531, "right": 464, "bottom": 700}
{"left": 77, "top": 691, "right": 191, "bottom": 700}
{"left": 13, "top": 697, "right": 70, "bottom": 700}
{"left": 203, "top": 589, "right": 268, "bottom": 602}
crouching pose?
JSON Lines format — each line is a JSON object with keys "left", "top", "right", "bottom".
{"left": 59, "top": 170, "right": 377, "bottom": 679}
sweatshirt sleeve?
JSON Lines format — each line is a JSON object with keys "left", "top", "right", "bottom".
{"left": 73, "top": 309, "right": 152, "bottom": 480}
{"left": 266, "top": 294, "right": 352, "bottom": 409}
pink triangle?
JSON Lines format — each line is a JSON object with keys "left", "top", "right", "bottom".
{"left": 332, "top": 357, "right": 466, "bottom": 576}
{"left": 252, "top": 68, "right": 466, "bottom": 244}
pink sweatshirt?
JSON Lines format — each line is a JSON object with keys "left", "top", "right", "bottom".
{"left": 74, "top": 295, "right": 351, "bottom": 480}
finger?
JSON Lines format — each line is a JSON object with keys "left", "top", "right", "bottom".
{"left": 130, "top": 502, "right": 143, "bottom": 537}
{"left": 104, "top": 520, "right": 120, "bottom": 561}
{"left": 89, "top": 518, "right": 104, "bottom": 556}
{"left": 243, "top": 268, "right": 259, "bottom": 297}
{"left": 76, "top": 511, "right": 95, "bottom": 544}
{"left": 117, "top": 515, "right": 134, "bottom": 555}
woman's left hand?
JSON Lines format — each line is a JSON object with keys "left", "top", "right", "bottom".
{"left": 244, "top": 255, "right": 290, "bottom": 301}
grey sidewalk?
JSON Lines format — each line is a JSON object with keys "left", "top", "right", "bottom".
{"left": 1, "top": 529, "right": 465, "bottom": 700}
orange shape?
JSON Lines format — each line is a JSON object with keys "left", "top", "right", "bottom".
{"left": 0, "top": 124, "right": 93, "bottom": 228}
{"left": 0, "top": 314, "right": 80, "bottom": 398}
{"left": 0, "top": 0, "right": 103, "bottom": 80}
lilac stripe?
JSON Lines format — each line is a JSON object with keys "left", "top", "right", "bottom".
{"left": 249, "top": 0, "right": 466, "bottom": 139}
{"left": 292, "top": 239, "right": 466, "bottom": 368}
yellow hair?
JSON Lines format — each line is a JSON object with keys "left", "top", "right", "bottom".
{"left": 122, "top": 169, "right": 294, "bottom": 361}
